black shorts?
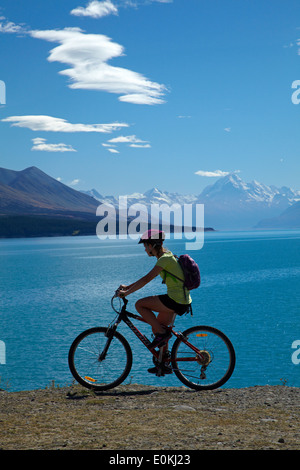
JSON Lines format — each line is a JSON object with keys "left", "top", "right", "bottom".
{"left": 158, "top": 294, "right": 191, "bottom": 316}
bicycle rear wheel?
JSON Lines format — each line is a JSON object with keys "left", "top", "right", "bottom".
{"left": 68, "top": 327, "right": 133, "bottom": 391}
{"left": 171, "top": 325, "right": 235, "bottom": 391}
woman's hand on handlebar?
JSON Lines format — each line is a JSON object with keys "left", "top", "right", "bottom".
{"left": 116, "top": 285, "right": 127, "bottom": 298}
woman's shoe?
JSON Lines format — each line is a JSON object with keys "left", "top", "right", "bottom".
{"left": 149, "top": 329, "right": 172, "bottom": 349}
{"left": 147, "top": 364, "right": 173, "bottom": 375}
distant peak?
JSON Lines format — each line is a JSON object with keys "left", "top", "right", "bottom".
{"left": 213, "top": 172, "right": 244, "bottom": 188}
{"left": 144, "top": 187, "right": 162, "bottom": 196}
{"left": 21, "top": 166, "right": 47, "bottom": 177}
{"left": 225, "top": 172, "right": 242, "bottom": 181}
{"left": 24, "top": 166, "right": 42, "bottom": 172}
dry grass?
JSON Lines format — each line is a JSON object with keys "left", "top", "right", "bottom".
{"left": 0, "top": 384, "right": 299, "bottom": 450}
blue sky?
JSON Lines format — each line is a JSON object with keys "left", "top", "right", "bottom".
{"left": 0, "top": 0, "right": 300, "bottom": 196}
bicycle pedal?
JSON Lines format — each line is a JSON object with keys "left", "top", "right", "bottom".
{"left": 156, "top": 370, "right": 165, "bottom": 377}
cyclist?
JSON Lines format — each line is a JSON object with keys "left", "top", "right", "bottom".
{"left": 117, "top": 229, "right": 192, "bottom": 356}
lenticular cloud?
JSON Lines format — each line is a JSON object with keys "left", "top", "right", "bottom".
{"left": 70, "top": 0, "right": 118, "bottom": 18}
{"left": 2, "top": 115, "right": 128, "bottom": 133}
{"left": 30, "top": 27, "right": 166, "bottom": 105}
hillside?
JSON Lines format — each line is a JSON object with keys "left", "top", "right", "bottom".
{"left": 0, "top": 215, "right": 98, "bottom": 238}
{"left": 0, "top": 384, "right": 299, "bottom": 451}
{"left": 0, "top": 166, "right": 99, "bottom": 218}
{"left": 256, "top": 200, "right": 300, "bottom": 229}
{"left": 0, "top": 166, "right": 102, "bottom": 238}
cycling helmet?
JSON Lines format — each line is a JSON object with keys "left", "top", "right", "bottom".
{"left": 138, "top": 229, "right": 165, "bottom": 244}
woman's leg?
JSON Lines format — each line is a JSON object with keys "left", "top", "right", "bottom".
{"left": 135, "top": 296, "right": 174, "bottom": 334}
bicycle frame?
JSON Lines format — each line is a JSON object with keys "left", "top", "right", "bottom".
{"left": 68, "top": 295, "right": 236, "bottom": 390}
{"left": 107, "top": 297, "right": 205, "bottom": 364}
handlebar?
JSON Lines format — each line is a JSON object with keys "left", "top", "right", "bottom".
{"left": 111, "top": 291, "right": 128, "bottom": 313}
{"left": 113, "top": 289, "right": 128, "bottom": 302}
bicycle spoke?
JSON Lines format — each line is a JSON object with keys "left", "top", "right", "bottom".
{"left": 68, "top": 327, "right": 132, "bottom": 391}
{"left": 171, "top": 326, "right": 235, "bottom": 390}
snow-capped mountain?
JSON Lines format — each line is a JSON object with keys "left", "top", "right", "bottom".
{"left": 82, "top": 174, "right": 300, "bottom": 230}
{"left": 193, "top": 173, "right": 300, "bottom": 229}
{"left": 199, "top": 173, "right": 298, "bottom": 207}
{"left": 196, "top": 173, "right": 300, "bottom": 228}
{"left": 83, "top": 187, "right": 197, "bottom": 207}
{"left": 82, "top": 188, "right": 119, "bottom": 207}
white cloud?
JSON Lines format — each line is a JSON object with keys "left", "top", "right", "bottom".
{"left": 31, "top": 137, "right": 77, "bottom": 152}
{"left": 102, "top": 142, "right": 119, "bottom": 153}
{"left": 224, "top": 127, "right": 231, "bottom": 132}
{"left": 71, "top": 1, "right": 118, "bottom": 18}
{"left": 195, "top": 170, "right": 230, "bottom": 177}
{"left": 69, "top": 179, "right": 80, "bottom": 186}
{"left": 119, "top": 93, "right": 163, "bottom": 105}
{"left": 0, "top": 17, "right": 27, "bottom": 34}
{"left": 0, "top": 15, "right": 167, "bottom": 105}
{"left": 106, "top": 134, "right": 151, "bottom": 149}
{"left": 57, "top": 176, "right": 81, "bottom": 185}
{"left": 129, "top": 143, "right": 151, "bottom": 148}
{"left": 29, "top": 27, "right": 166, "bottom": 105}
{"left": 107, "top": 134, "right": 148, "bottom": 144}
{"left": 2, "top": 115, "right": 129, "bottom": 133}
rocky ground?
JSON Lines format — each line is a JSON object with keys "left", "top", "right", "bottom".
{"left": 0, "top": 384, "right": 299, "bottom": 451}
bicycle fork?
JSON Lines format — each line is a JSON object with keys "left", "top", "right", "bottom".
{"left": 98, "top": 324, "right": 118, "bottom": 361}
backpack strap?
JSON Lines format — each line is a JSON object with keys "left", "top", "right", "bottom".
{"left": 162, "top": 269, "right": 184, "bottom": 284}
{"left": 161, "top": 259, "right": 188, "bottom": 301}
{"left": 161, "top": 254, "right": 184, "bottom": 284}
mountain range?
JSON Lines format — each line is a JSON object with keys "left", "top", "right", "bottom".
{"left": 83, "top": 173, "right": 300, "bottom": 230}
{"left": 0, "top": 166, "right": 299, "bottom": 238}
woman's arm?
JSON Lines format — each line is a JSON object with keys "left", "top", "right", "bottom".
{"left": 118, "top": 265, "right": 163, "bottom": 297}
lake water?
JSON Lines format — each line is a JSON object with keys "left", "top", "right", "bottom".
{"left": 0, "top": 230, "right": 299, "bottom": 392}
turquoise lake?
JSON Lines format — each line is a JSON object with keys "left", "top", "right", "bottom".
{"left": 0, "top": 230, "right": 299, "bottom": 391}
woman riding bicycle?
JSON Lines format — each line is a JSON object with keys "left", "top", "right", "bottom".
{"left": 117, "top": 229, "right": 192, "bottom": 351}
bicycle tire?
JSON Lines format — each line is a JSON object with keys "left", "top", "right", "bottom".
{"left": 171, "top": 325, "right": 235, "bottom": 391}
{"left": 68, "top": 327, "right": 133, "bottom": 391}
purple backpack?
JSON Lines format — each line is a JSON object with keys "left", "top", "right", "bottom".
{"left": 163, "top": 254, "right": 201, "bottom": 291}
{"left": 176, "top": 254, "right": 201, "bottom": 290}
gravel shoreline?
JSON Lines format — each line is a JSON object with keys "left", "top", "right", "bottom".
{"left": 0, "top": 384, "right": 299, "bottom": 451}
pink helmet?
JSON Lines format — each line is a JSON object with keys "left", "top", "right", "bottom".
{"left": 138, "top": 229, "right": 165, "bottom": 244}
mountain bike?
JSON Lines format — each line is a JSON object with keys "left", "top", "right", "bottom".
{"left": 68, "top": 294, "right": 236, "bottom": 392}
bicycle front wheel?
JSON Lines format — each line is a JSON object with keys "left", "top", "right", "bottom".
{"left": 171, "top": 326, "right": 235, "bottom": 391}
{"left": 68, "top": 327, "right": 133, "bottom": 391}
